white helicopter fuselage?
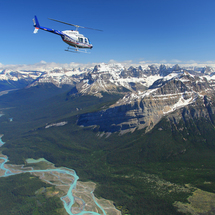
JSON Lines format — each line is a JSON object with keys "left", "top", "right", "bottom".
{"left": 33, "top": 16, "right": 94, "bottom": 51}
{"left": 61, "top": 30, "right": 93, "bottom": 49}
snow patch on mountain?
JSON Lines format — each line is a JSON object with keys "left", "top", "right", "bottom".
{"left": 45, "top": 121, "right": 68, "bottom": 129}
{"left": 163, "top": 94, "right": 196, "bottom": 115}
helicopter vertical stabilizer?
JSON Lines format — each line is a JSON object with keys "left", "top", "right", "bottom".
{"left": 33, "top": 16, "right": 40, "bottom": 33}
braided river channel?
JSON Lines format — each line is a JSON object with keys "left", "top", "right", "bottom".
{"left": 0, "top": 115, "right": 106, "bottom": 215}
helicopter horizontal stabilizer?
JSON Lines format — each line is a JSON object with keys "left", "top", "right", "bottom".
{"left": 33, "top": 27, "right": 39, "bottom": 34}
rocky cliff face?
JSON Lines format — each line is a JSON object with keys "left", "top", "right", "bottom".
{"left": 77, "top": 68, "right": 215, "bottom": 134}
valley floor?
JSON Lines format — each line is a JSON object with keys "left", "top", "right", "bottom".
{"left": 0, "top": 155, "right": 121, "bottom": 215}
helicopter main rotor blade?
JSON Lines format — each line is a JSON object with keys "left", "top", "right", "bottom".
{"left": 48, "top": 18, "right": 103, "bottom": 32}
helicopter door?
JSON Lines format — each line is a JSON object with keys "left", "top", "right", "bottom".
{"left": 78, "top": 37, "right": 83, "bottom": 43}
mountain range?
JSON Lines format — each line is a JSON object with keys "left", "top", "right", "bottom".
{"left": 1, "top": 63, "right": 215, "bottom": 214}
{"left": 1, "top": 63, "right": 215, "bottom": 134}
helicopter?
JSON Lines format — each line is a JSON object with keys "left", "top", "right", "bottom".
{"left": 32, "top": 16, "right": 102, "bottom": 53}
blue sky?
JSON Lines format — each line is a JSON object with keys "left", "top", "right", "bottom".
{"left": 1, "top": 0, "right": 215, "bottom": 66}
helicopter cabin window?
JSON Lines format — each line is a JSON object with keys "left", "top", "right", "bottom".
{"left": 85, "top": 38, "right": 88, "bottom": 44}
{"left": 78, "top": 37, "right": 83, "bottom": 43}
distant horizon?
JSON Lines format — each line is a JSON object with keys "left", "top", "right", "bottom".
{"left": 1, "top": 60, "right": 215, "bottom": 71}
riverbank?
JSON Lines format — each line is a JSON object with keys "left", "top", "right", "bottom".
{"left": 0, "top": 112, "right": 121, "bottom": 215}
{"left": 0, "top": 154, "right": 121, "bottom": 215}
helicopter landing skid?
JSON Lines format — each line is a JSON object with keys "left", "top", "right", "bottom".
{"left": 65, "top": 46, "right": 90, "bottom": 54}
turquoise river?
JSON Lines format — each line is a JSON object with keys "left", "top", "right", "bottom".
{"left": 0, "top": 115, "right": 106, "bottom": 215}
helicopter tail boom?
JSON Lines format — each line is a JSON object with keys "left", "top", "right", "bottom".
{"left": 33, "top": 16, "right": 63, "bottom": 36}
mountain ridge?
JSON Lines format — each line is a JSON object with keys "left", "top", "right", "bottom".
{"left": 1, "top": 63, "right": 215, "bottom": 134}
{"left": 1, "top": 63, "right": 215, "bottom": 92}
